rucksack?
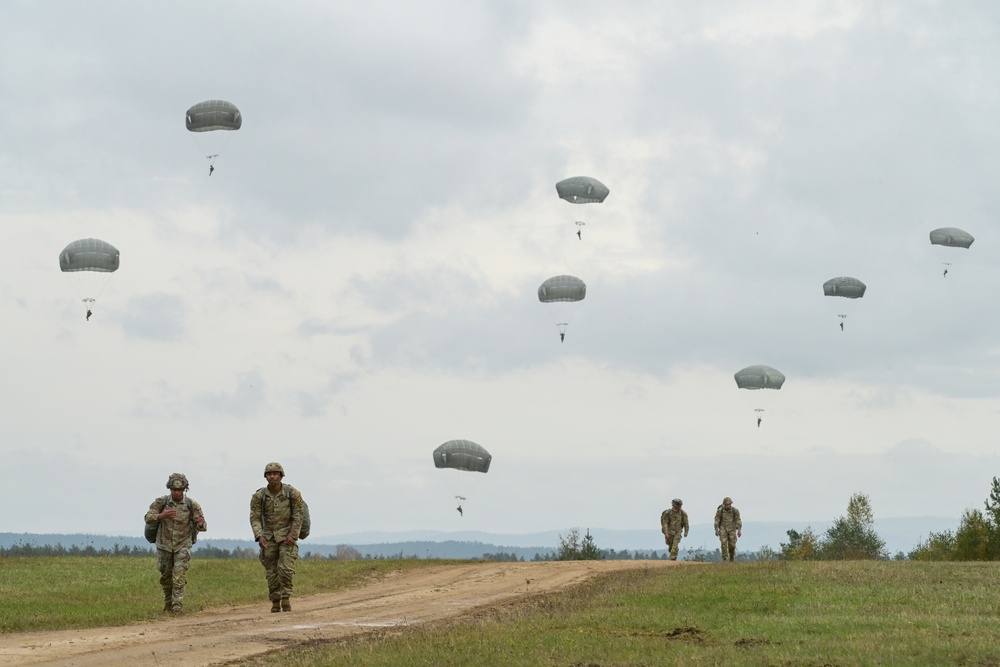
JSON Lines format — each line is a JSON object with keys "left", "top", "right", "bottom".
{"left": 145, "top": 496, "right": 199, "bottom": 545}
{"left": 256, "top": 484, "right": 311, "bottom": 540}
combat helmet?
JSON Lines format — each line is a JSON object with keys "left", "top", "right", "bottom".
{"left": 264, "top": 462, "right": 285, "bottom": 477}
{"left": 166, "top": 473, "right": 189, "bottom": 491}
{"left": 722, "top": 496, "right": 733, "bottom": 505}
{"left": 671, "top": 498, "right": 683, "bottom": 507}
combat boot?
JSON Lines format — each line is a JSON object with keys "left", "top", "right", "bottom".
{"left": 163, "top": 600, "right": 172, "bottom": 612}
{"left": 171, "top": 604, "right": 183, "bottom": 614}
{"left": 271, "top": 598, "right": 281, "bottom": 613}
{"left": 281, "top": 598, "right": 291, "bottom": 612}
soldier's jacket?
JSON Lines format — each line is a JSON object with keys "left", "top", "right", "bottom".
{"left": 714, "top": 505, "right": 742, "bottom": 532}
{"left": 250, "top": 483, "right": 305, "bottom": 542}
{"left": 145, "top": 496, "right": 206, "bottom": 552}
{"left": 660, "top": 508, "right": 689, "bottom": 536}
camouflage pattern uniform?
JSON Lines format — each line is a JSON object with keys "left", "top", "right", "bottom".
{"left": 250, "top": 477, "right": 305, "bottom": 605}
{"left": 660, "top": 500, "right": 690, "bottom": 561}
{"left": 714, "top": 497, "right": 742, "bottom": 562}
{"left": 144, "top": 475, "right": 206, "bottom": 611}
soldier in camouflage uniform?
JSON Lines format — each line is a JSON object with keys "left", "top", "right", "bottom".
{"left": 660, "top": 498, "right": 689, "bottom": 560}
{"left": 144, "top": 473, "right": 207, "bottom": 613}
{"left": 714, "top": 496, "right": 742, "bottom": 563}
{"left": 250, "top": 462, "right": 305, "bottom": 612}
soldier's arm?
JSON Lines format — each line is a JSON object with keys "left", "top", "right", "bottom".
{"left": 249, "top": 492, "right": 264, "bottom": 538}
{"left": 289, "top": 489, "right": 304, "bottom": 538}
{"left": 734, "top": 509, "right": 742, "bottom": 530}
{"left": 682, "top": 511, "right": 690, "bottom": 532}
{"left": 660, "top": 511, "right": 669, "bottom": 535}
{"left": 192, "top": 500, "right": 208, "bottom": 532}
{"left": 145, "top": 498, "right": 163, "bottom": 525}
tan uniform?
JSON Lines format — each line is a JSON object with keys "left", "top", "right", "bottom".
{"left": 714, "top": 505, "right": 742, "bottom": 562}
{"left": 250, "top": 483, "right": 305, "bottom": 601}
{"left": 660, "top": 508, "right": 690, "bottom": 560}
{"left": 145, "top": 495, "right": 206, "bottom": 608}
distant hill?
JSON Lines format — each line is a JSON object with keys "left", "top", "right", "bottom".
{"left": 0, "top": 517, "right": 957, "bottom": 560}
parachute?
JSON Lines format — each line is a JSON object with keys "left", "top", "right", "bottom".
{"left": 433, "top": 439, "right": 492, "bottom": 473}
{"left": 59, "top": 238, "right": 120, "bottom": 316}
{"left": 185, "top": 100, "right": 242, "bottom": 172}
{"left": 734, "top": 365, "right": 786, "bottom": 390}
{"left": 433, "top": 440, "right": 491, "bottom": 516}
{"left": 929, "top": 227, "right": 974, "bottom": 249}
{"left": 822, "top": 276, "right": 866, "bottom": 299}
{"left": 537, "top": 275, "right": 587, "bottom": 340}
{"left": 929, "top": 227, "right": 973, "bottom": 276}
{"left": 555, "top": 176, "right": 609, "bottom": 204}
{"left": 538, "top": 275, "right": 586, "bottom": 303}
{"left": 186, "top": 99, "right": 242, "bottom": 132}
{"left": 822, "top": 277, "right": 866, "bottom": 329}
{"left": 734, "top": 365, "right": 785, "bottom": 427}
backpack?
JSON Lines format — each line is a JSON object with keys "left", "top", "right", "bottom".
{"left": 145, "top": 496, "right": 199, "bottom": 545}
{"left": 256, "top": 484, "right": 311, "bottom": 540}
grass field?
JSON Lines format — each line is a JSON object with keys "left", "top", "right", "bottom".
{"left": 243, "top": 560, "right": 1000, "bottom": 667}
{"left": 0, "top": 556, "right": 437, "bottom": 632}
{"left": 3, "top": 559, "right": 999, "bottom": 666}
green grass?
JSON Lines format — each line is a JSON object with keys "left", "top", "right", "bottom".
{"left": 6, "top": 559, "right": 1000, "bottom": 666}
{"left": 244, "top": 561, "right": 1000, "bottom": 667}
{"left": 0, "top": 556, "right": 439, "bottom": 632}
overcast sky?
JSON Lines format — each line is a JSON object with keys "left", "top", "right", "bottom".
{"left": 3, "top": 1, "right": 1000, "bottom": 549}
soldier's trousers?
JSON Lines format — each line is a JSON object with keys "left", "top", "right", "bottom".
{"left": 719, "top": 530, "right": 737, "bottom": 562}
{"left": 157, "top": 547, "right": 191, "bottom": 606}
{"left": 666, "top": 534, "right": 682, "bottom": 560}
{"left": 260, "top": 541, "right": 299, "bottom": 600}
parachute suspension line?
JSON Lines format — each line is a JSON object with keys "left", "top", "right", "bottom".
{"left": 189, "top": 132, "right": 235, "bottom": 167}
{"left": 62, "top": 274, "right": 112, "bottom": 309}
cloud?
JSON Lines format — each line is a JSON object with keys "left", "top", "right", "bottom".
{"left": 117, "top": 293, "right": 186, "bottom": 341}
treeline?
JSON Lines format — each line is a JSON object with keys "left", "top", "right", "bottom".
{"left": 775, "top": 492, "right": 891, "bottom": 561}
{"left": 772, "top": 481, "right": 1000, "bottom": 562}
{"left": 11, "top": 485, "right": 994, "bottom": 562}
{"left": 908, "top": 476, "right": 1000, "bottom": 561}
{"left": 0, "top": 542, "right": 154, "bottom": 557}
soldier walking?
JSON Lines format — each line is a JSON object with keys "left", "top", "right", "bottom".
{"left": 145, "top": 473, "right": 207, "bottom": 613}
{"left": 714, "top": 496, "right": 742, "bottom": 563}
{"left": 250, "top": 462, "right": 306, "bottom": 612}
{"left": 660, "top": 498, "right": 689, "bottom": 560}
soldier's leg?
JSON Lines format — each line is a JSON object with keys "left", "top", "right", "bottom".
{"left": 719, "top": 533, "right": 730, "bottom": 562}
{"left": 260, "top": 542, "right": 281, "bottom": 601}
{"left": 277, "top": 542, "right": 299, "bottom": 599}
{"left": 669, "top": 534, "right": 681, "bottom": 560}
{"left": 157, "top": 549, "right": 174, "bottom": 610}
{"left": 171, "top": 547, "right": 191, "bottom": 609}
{"left": 728, "top": 533, "right": 737, "bottom": 562}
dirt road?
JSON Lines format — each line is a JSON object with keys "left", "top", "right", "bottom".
{"left": 0, "top": 559, "right": 682, "bottom": 667}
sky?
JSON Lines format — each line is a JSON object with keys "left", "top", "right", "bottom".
{"left": 3, "top": 1, "right": 1000, "bottom": 549}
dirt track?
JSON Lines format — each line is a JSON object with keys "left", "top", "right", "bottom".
{"left": 0, "top": 559, "right": 683, "bottom": 667}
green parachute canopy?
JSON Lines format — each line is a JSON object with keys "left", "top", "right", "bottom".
{"left": 185, "top": 100, "right": 242, "bottom": 132}
{"left": 59, "top": 238, "right": 120, "bottom": 273}
{"left": 555, "top": 176, "right": 609, "bottom": 204}
{"left": 734, "top": 365, "right": 786, "bottom": 390}
{"left": 537, "top": 275, "right": 586, "bottom": 303}
{"left": 59, "top": 238, "right": 120, "bottom": 307}
{"left": 929, "top": 227, "right": 974, "bottom": 249}
{"left": 823, "top": 276, "right": 866, "bottom": 299}
{"left": 433, "top": 440, "right": 492, "bottom": 473}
